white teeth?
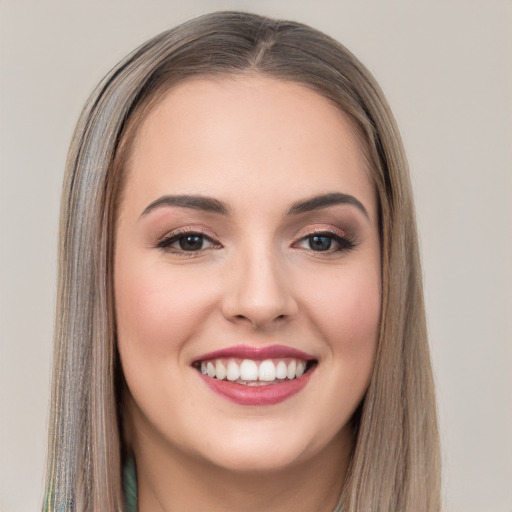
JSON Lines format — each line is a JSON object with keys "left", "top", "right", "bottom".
{"left": 296, "top": 361, "right": 306, "bottom": 378}
{"left": 276, "top": 361, "right": 288, "bottom": 379}
{"left": 287, "top": 360, "right": 296, "bottom": 380}
{"left": 215, "top": 360, "right": 226, "bottom": 380}
{"left": 207, "top": 361, "right": 216, "bottom": 378}
{"left": 199, "top": 357, "right": 311, "bottom": 382}
{"left": 240, "top": 359, "right": 258, "bottom": 380}
{"left": 226, "top": 361, "right": 240, "bottom": 381}
{"left": 258, "top": 359, "right": 276, "bottom": 381}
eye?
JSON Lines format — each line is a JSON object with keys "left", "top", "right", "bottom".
{"left": 157, "top": 231, "right": 219, "bottom": 254}
{"left": 308, "top": 235, "right": 334, "bottom": 252}
{"left": 295, "top": 231, "right": 355, "bottom": 253}
{"left": 177, "top": 234, "right": 207, "bottom": 251}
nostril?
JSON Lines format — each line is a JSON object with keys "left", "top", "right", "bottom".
{"left": 241, "top": 313, "right": 288, "bottom": 323}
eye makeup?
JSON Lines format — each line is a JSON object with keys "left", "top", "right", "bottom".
{"left": 143, "top": 198, "right": 367, "bottom": 260}
{"left": 293, "top": 227, "right": 356, "bottom": 254}
{"left": 156, "top": 228, "right": 221, "bottom": 254}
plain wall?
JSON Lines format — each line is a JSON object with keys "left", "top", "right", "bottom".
{"left": 1, "top": 1, "right": 511, "bottom": 510}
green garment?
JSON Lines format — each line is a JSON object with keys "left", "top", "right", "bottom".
{"left": 123, "top": 456, "right": 138, "bottom": 512}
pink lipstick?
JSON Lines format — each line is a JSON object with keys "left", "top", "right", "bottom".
{"left": 192, "top": 345, "right": 317, "bottom": 406}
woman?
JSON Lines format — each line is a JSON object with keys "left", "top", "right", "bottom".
{"left": 44, "top": 11, "right": 441, "bottom": 512}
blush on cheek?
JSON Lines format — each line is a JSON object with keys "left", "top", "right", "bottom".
{"left": 320, "top": 275, "right": 380, "bottom": 336}
{"left": 115, "top": 270, "right": 217, "bottom": 357}
{"left": 350, "top": 289, "right": 381, "bottom": 337}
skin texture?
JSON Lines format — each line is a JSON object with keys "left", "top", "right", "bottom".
{"left": 115, "top": 76, "right": 381, "bottom": 512}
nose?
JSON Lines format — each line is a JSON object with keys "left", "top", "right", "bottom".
{"left": 221, "top": 247, "right": 298, "bottom": 329}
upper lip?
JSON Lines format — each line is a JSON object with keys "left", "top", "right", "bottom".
{"left": 192, "top": 344, "right": 316, "bottom": 363}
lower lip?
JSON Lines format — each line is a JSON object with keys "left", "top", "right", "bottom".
{"left": 198, "top": 368, "right": 314, "bottom": 406}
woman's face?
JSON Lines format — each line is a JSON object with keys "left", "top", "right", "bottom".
{"left": 115, "top": 76, "right": 381, "bottom": 473}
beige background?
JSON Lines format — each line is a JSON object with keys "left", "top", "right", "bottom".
{"left": 1, "top": 1, "right": 511, "bottom": 510}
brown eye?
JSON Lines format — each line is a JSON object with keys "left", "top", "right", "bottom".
{"left": 178, "top": 234, "right": 205, "bottom": 251}
{"left": 157, "top": 231, "right": 219, "bottom": 253}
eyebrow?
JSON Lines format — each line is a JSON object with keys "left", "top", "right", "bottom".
{"left": 140, "top": 192, "right": 368, "bottom": 219}
{"left": 287, "top": 192, "right": 369, "bottom": 218}
{"left": 141, "top": 195, "right": 230, "bottom": 217}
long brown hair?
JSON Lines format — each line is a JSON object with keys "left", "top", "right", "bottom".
{"left": 45, "top": 11, "right": 441, "bottom": 511}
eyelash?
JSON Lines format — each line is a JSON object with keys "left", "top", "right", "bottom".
{"left": 156, "top": 229, "right": 221, "bottom": 256}
{"left": 156, "top": 229, "right": 356, "bottom": 256}
{"left": 293, "top": 231, "right": 356, "bottom": 254}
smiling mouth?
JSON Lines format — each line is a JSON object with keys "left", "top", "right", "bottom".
{"left": 193, "top": 357, "right": 317, "bottom": 385}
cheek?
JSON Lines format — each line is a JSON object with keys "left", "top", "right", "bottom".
{"left": 114, "top": 257, "right": 215, "bottom": 356}
{"left": 301, "top": 263, "right": 381, "bottom": 357}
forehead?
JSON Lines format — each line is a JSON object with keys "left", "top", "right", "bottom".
{"left": 122, "top": 75, "right": 376, "bottom": 221}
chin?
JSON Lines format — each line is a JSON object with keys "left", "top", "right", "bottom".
{"left": 199, "top": 443, "right": 310, "bottom": 474}
{"left": 188, "top": 421, "right": 347, "bottom": 475}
